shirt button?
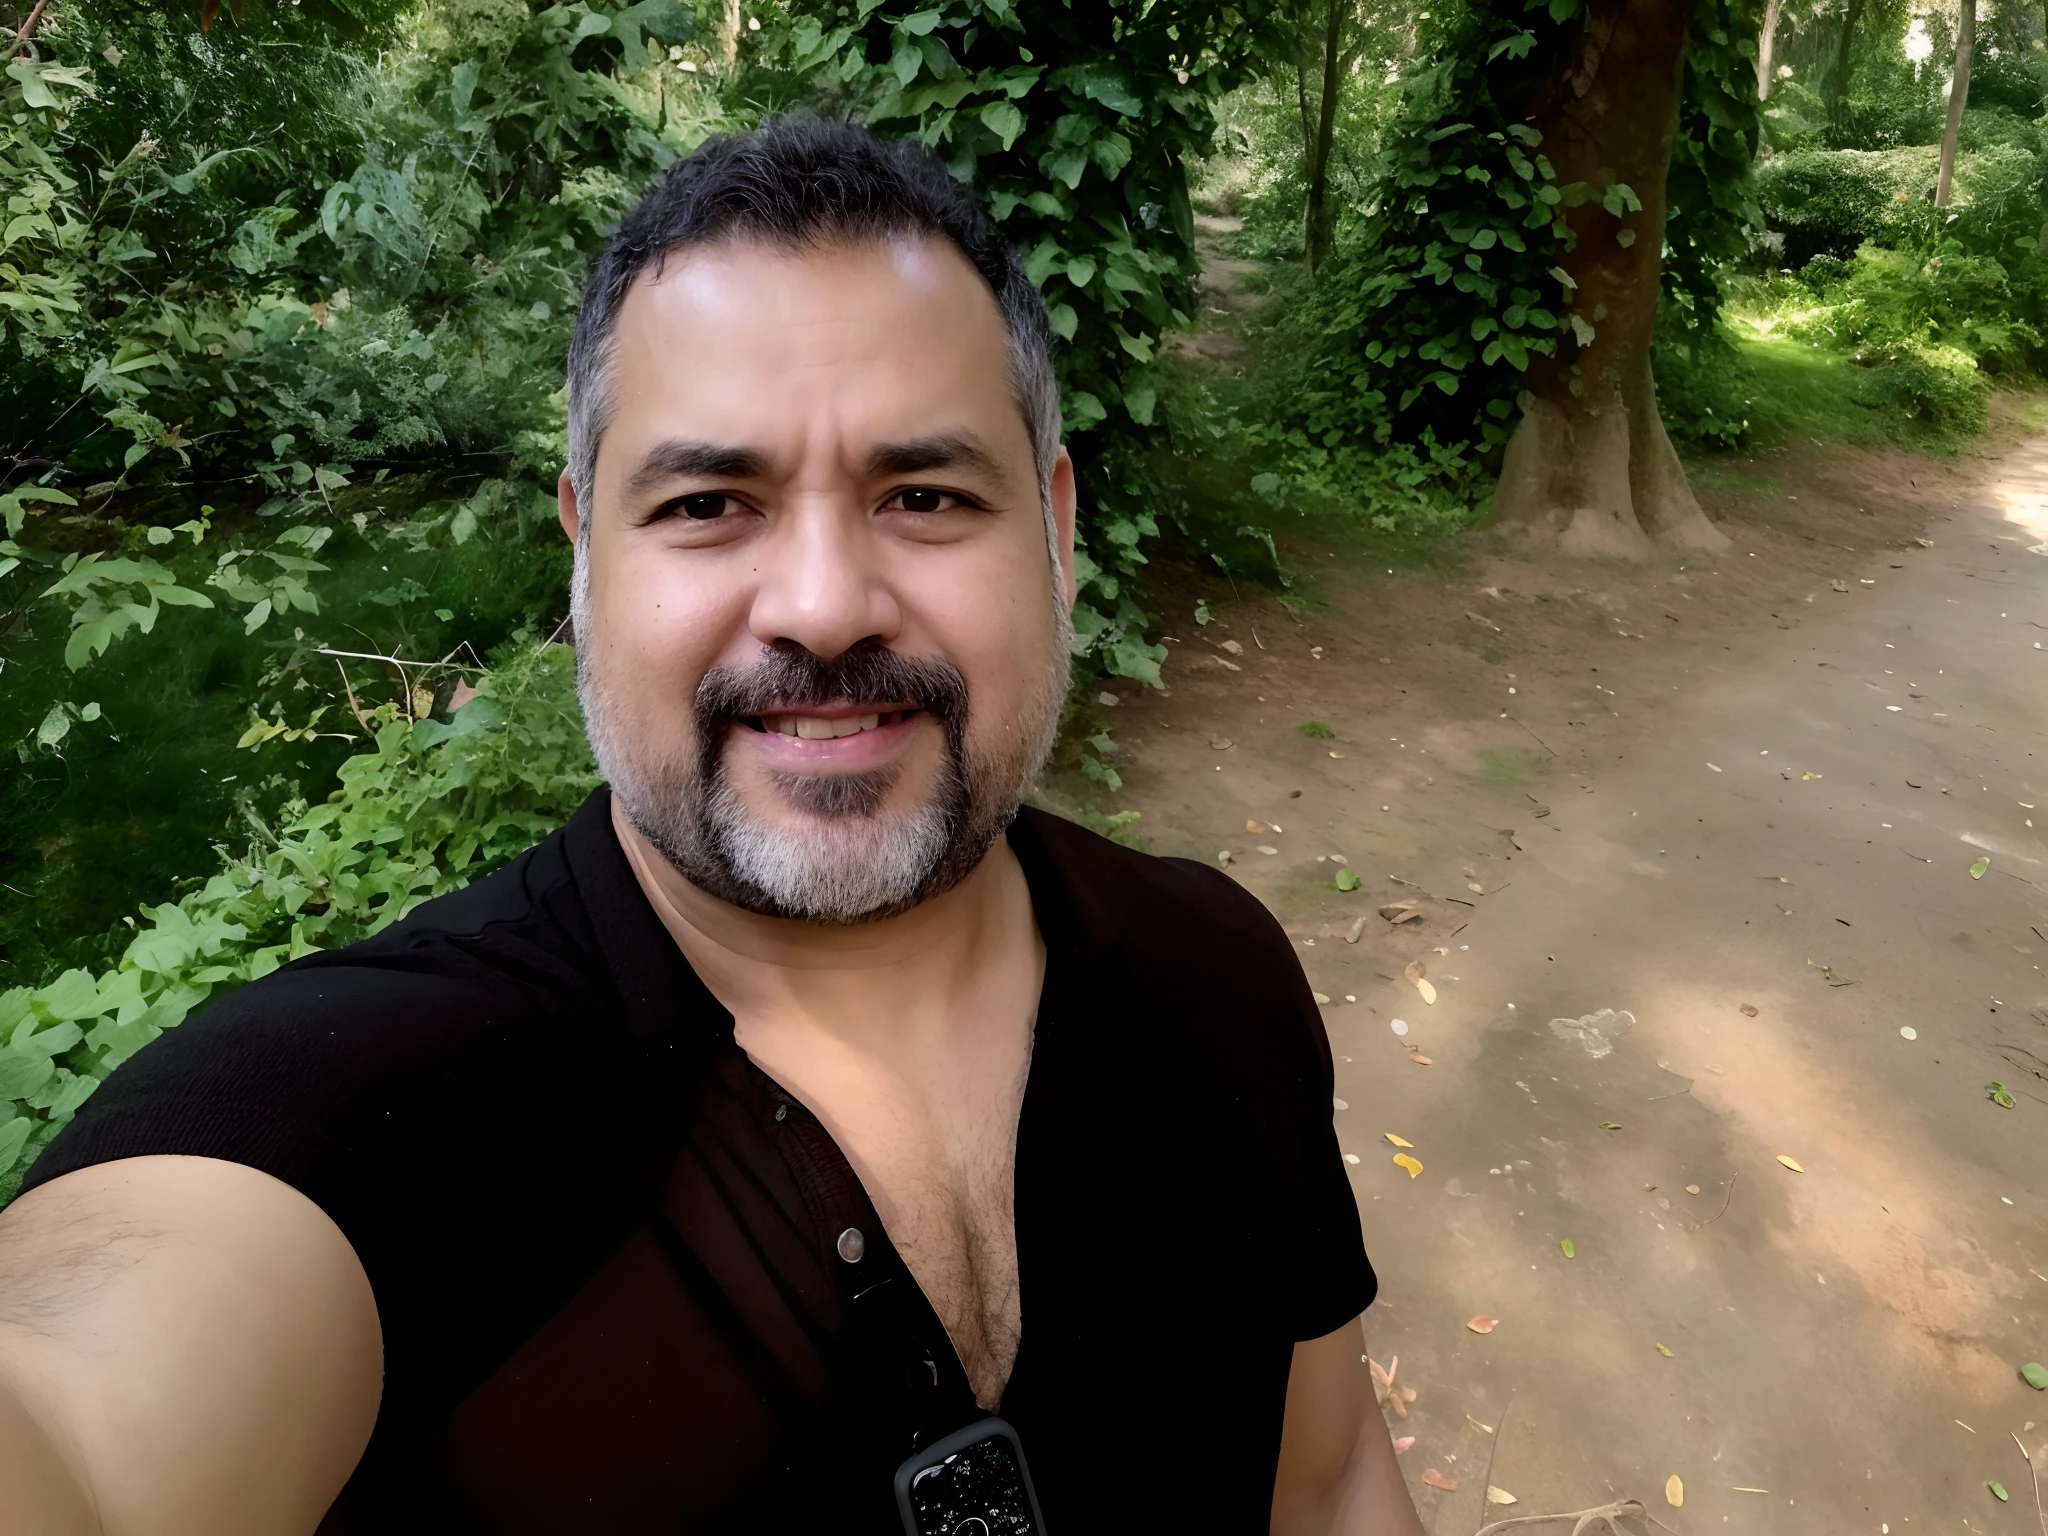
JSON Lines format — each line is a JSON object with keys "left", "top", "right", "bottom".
{"left": 836, "top": 1227, "right": 866, "bottom": 1263}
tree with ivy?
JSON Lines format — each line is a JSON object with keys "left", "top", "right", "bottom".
{"left": 1282, "top": 0, "right": 1761, "bottom": 558}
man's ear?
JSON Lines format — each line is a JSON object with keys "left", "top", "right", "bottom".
{"left": 557, "top": 469, "right": 582, "bottom": 545}
{"left": 1050, "top": 447, "right": 1078, "bottom": 611}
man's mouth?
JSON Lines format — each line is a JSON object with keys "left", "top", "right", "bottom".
{"left": 742, "top": 708, "right": 920, "bottom": 741}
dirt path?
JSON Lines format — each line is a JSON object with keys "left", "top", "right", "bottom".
{"left": 1090, "top": 421, "right": 2048, "bottom": 1526}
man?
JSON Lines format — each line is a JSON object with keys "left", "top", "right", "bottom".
{"left": 0, "top": 118, "right": 1420, "bottom": 1534}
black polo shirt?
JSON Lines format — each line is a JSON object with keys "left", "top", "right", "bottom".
{"left": 24, "top": 791, "right": 1374, "bottom": 1532}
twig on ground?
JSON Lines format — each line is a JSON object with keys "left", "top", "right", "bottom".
{"left": 2014, "top": 1429, "right": 2047, "bottom": 1536}
{"left": 1507, "top": 715, "right": 1556, "bottom": 758}
{"left": 1476, "top": 1395, "right": 1516, "bottom": 1521}
{"left": 1474, "top": 1498, "right": 1677, "bottom": 1536}
{"left": 1694, "top": 1172, "right": 1739, "bottom": 1230}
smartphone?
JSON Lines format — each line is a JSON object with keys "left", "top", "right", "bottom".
{"left": 893, "top": 1417, "right": 1048, "bottom": 1536}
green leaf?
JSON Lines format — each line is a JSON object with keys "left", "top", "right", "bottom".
{"left": 243, "top": 597, "right": 273, "bottom": 635}
{"left": 1987, "top": 1081, "right": 2016, "bottom": 1108}
{"left": 1066, "top": 255, "right": 1097, "bottom": 288}
{"left": 1122, "top": 377, "right": 1156, "bottom": 427}
{"left": 1335, "top": 867, "right": 1361, "bottom": 892}
{"left": 1559, "top": 1238, "right": 1576, "bottom": 1259}
{"left": 0, "top": 1116, "right": 31, "bottom": 1178}
{"left": 34, "top": 703, "right": 71, "bottom": 750}
{"left": 979, "top": 100, "right": 1025, "bottom": 150}
{"left": 1599, "top": 1121, "right": 1622, "bottom": 1130}
{"left": 1970, "top": 857, "right": 1990, "bottom": 879}
{"left": 1989, "top": 1482, "right": 2009, "bottom": 1503}
{"left": 2021, "top": 1362, "right": 2048, "bottom": 1390}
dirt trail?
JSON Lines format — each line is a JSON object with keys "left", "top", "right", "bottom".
{"left": 1094, "top": 413, "right": 2048, "bottom": 1523}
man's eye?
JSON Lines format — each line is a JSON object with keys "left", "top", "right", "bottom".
{"left": 677, "top": 493, "right": 731, "bottom": 520}
{"left": 889, "top": 488, "right": 953, "bottom": 513}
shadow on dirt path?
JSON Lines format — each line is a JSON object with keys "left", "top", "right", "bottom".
{"left": 1091, "top": 424, "right": 2048, "bottom": 1529}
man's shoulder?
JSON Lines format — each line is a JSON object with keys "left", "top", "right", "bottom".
{"left": 1015, "top": 804, "right": 1300, "bottom": 981}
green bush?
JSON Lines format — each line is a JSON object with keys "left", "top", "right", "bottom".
{"left": 1850, "top": 341, "right": 1987, "bottom": 434}
{"left": 0, "top": 640, "right": 596, "bottom": 1202}
{"left": 1756, "top": 147, "right": 1936, "bottom": 266}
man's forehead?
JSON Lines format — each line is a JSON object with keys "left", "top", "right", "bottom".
{"left": 600, "top": 233, "right": 1026, "bottom": 469}
{"left": 620, "top": 231, "right": 1001, "bottom": 334}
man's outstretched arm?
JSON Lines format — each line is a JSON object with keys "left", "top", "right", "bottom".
{"left": 0, "top": 1155, "right": 383, "bottom": 1536}
{"left": 1271, "top": 1318, "right": 1427, "bottom": 1536}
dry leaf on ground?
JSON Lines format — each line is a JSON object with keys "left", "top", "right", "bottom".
{"left": 1487, "top": 1487, "right": 1518, "bottom": 1506}
{"left": 1384, "top": 1132, "right": 1414, "bottom": 1147}
{"left": 1739, "top": 1003, "right": 1759, "bottom": 1016}
{"left": 1393, "top": 1152, "right": 1424, "bottom": 1178}
{"left": 1409, "top": 1052, "right": 1433, "bottom": 1065}
{"left": 1467, "top": 1315, "right": 1498, "bottom": 1334}
{"left": 1392, "top": 1435, "right": 1415, "bottom": 1454}
{"left": 1246, "top": 819, "right": 1266, "bottom": 833}
{"left": 1777, "top": 1154, "right": 1806, "bottom": 1173}
{"left": 1422, "top": 1469, "right": 1459, "bottom": 1492}
{"left": 1666, "top": 1475, "right": 1684, "bottom": 1507}
{"left": 1404, "top": 959, "right": 1426, "bottom": 983}
{"left": 1655, "top": 1342, "right": 1674, "bottom": 1357}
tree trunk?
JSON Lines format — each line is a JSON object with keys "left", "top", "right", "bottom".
{"left": 1303, "top": 0, "right": 1346, "bottom": 270}
{"left": 1757, "top": 0, "right": 1782, "bottom": 98}
{"left": 1936, "top": 0, "right": 1976, "bottom": 207}
{"left": 1828, "top": 0, "right": 1865, "bottom": 125}
{"left": 1492, "top": 0, "right": 1729, "bottom": 560}
{"left": 718, "top": 0, "right": 741, "bottom": 70}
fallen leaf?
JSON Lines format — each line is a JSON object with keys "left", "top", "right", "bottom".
{"left": 1487, "top": 1487, "right": 1518, "bottom": 1506}
{"left": 1971, "top": 856, "right": 1990, "bottom": 879}
{"left": 1466, "top": 1315, "right": 1498, "bottom": 1334}
{"left": 1559, "top": 1238, "right": 1576, "bottom": 1259}
{"left": 1393, "top": 1152, "right": 1424, "bottom": 1178}
{"left": 1417, "top": 978, "right": 1438, "bottom": 1005}
{"left": 1466, "top": 882, "right": 1485, "bottom": 893}
{"left": 1666, "top": 1474, "right": 1684, "bottom": 1508}
{"left": 1392, "top": 1436, "right": 1415, "bottom": 1454}
{"left": 1600, "top": 1121, "right": 1622, "bottom": 1130}
{"left": 1391, "top": 907, "right": 1422, "bottom": 924}
{"left": 1329, "top": 750, "right": 1345, "bottom": 758}
{"left": 1246, "top": 819, "right": 1266, "bottom": 833}
{"left": 1432, "top": 945, "right": 1450, "bottom": 955}
{"left": 1777, "top": 1155, "right": 1806, "bottom": 1173}
{"left": 1384, "top": 1132, "right": 1415, "bottom": 1148}
{"left": 1989, "top": 1081, "right": 2017, "bottom": 1108}
{"left": 1990, "top": 1481, "right": 2010, "bottom": 1503}
{"left": 1409, "top": 1052, "right": 1433, "bottom": 1065}
{"left": 1685, "top": 1184, "right": 1701, "bottom": 1195}
{"left": 2021, "top": 1361, "right": 2047, "bottom": 1390}
{"left": 1208, "top": 736, "right": 1233, "bottom": 751}
{"left": 1220, "top": 639, "right": 1244, "bottom": 656}
{"left": 1914, "top": 536, "right": 1934, "bottom": 547}
{"left": 1313, "top": 992, "right": 1332, "bottom": 1005}
{"left": 1255, "top": 844, "right": 1279, "bottom": 855}
{"left": 1336, "top": 867, "right": 1362, "bottom": 891}
{"left": 1216, "top": 850, "right": 1234, "bottom": 868}
{"left": 1422, "top": 1469, "right": 1459, "bottom": 1492}
{"left": 1801, "top": 771, "right": 1823, "bottom": 781}
{"left": 1655, "top": 1342, "right": 1674, "bottom": 1357}
{"left": 1830, "top": 579, "right": 1849, "bottom": 592}
{"left": 1739, "top": 1003, "right": 1759, "bottom": 1017}
{"left": 1404, "top": 959, "right": 1426, "bottom": 983}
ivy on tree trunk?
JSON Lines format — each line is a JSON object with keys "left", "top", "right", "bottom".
{"left": 1492, "top": 0, "right": 1731, "bottom": 558}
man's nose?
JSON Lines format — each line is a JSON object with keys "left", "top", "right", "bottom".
{"left": 746, "top": 503, "right": 902, "bottom": 660}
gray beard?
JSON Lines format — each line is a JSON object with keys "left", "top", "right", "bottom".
{"left": 573, "top": 554, "right": 1068, "bottom": 924}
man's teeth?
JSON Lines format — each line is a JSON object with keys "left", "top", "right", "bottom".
{"left": 767, "top": 713, "right": 884, "bottom": 740}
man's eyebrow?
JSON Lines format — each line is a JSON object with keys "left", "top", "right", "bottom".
{"left": 866, "top": 432, "right": 1010, "bottom": 485}
{"left": 625, "top": 440, "right": 769, "bottom": 496}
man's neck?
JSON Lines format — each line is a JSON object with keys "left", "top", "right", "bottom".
{"left": 610, "top": 796, "right": 1041, "bottom": 1053}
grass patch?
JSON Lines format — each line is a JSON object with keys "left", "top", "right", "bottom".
{"left": 1478, "top": 747, "right": 1547, "bottom": 785}
{"left": 1299, "top": 719, "right": 1336, "bottom": 738}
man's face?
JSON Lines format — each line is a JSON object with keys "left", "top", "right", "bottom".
{"left": 563, "top": 235, "right": 1077, "bottom": 923}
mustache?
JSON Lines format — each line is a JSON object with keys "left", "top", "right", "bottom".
{"left": 693, "top": 640, "right": 971, "bottom": 733}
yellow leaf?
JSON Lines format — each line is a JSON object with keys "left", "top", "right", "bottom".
{"left": 1384, "top": 1133, "right": 1414, "bottom": 1147}
{"left": 1777, "top": 1154, "right": 1806, "bottom": 1173}
{"left": 1392, "top": 1152, "right": 1424, "bottom": 1178}
{"left": 1666, "top": 1474, "right": 1684, "bottom": 1508}
{"left": 1417, "top": 978, "right": 1437, "bottom": 1005}
{"left": 1655, "top": 1342, "right": 1674, "bottom": 1357}
{"left": 1487, "top": 1487, "right": 1518, "bottom": 1506}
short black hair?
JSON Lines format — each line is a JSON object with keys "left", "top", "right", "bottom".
{"left": 564, "top": 115, "right": 1060, "bottom": 519}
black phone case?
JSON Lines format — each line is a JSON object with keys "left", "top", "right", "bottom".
{"left": 893, "top": 1416, "right": 1049, "bottom": 1535}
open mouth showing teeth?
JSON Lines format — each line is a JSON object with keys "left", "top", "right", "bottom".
{"left": 744, "top": 708, "right": 918, "bottom": 740}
